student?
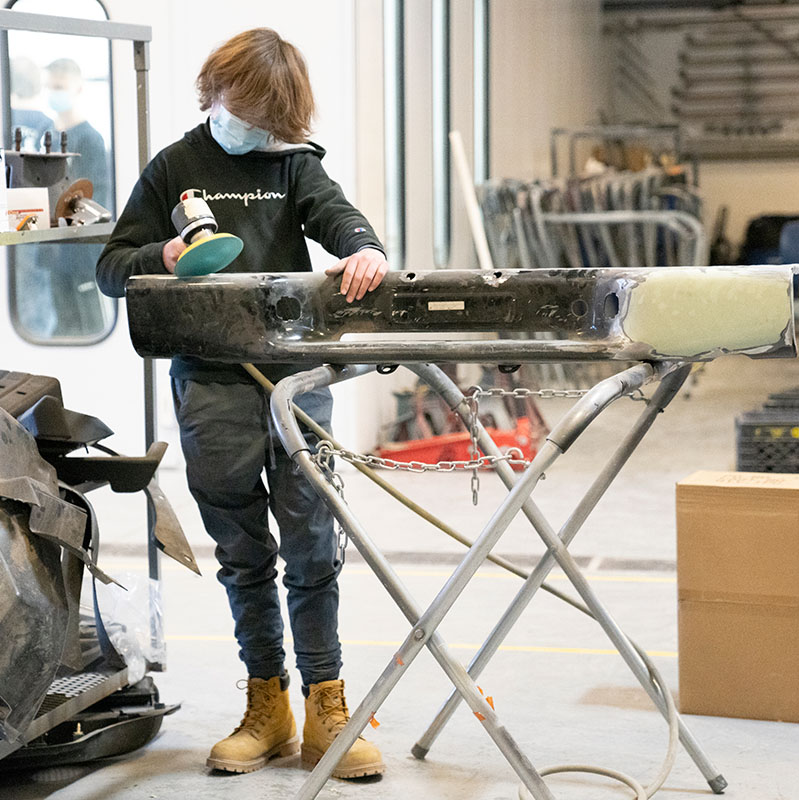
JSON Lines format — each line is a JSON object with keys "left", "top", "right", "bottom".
{"left": 97, "top": 28, "right": 388, "bottom": 778}
{"left": 46, "top": 58, "right": 111, "bottom": 210}
{"left": 46, "top": 58, "right": 112, "bottom": 337}
{"left": 10, "top": 56, "right": 54, "bottom": 150}
{"left": 10, "top": 56, "right": 56, "bottom": 337}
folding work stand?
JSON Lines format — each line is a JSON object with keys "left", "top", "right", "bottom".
{"left": 126, "top": 265, "right": 796, "bottom": 799}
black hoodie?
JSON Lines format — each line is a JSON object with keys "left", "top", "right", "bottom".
{"left": 97, "top": 120, "right": 384, "bottom": 383}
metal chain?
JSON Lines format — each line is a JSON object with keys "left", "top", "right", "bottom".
{"left": 313, "top": 440, "right": 530, "bottom": 475}
{"left": 468, "top": 386, "right": 649, "bottom": 402}
{"left": 471, "top": 386, "right": 588, "bottom": 400}
{"left": 310, "top": 382, "right": 647, "bottom": 512}
{"left": 314, "top": 443, "right": 349, "bottom": 564}
{"left": 466, "top": 394, "right": 481, "bottom": 505}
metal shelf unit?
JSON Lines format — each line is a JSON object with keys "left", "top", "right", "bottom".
{"left": 0, "top": 221, "right": 115, "bottom": 245}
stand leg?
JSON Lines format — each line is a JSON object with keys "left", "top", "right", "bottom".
{"left": 411, "top": 364, "right": 686, "bottom": 755}
{"left": 411, "top": 364, "right": 726, "bottom": 792}
{"left": 272, "top": 368, "right": 562, "bottom": 800}
{"left": 290, "top": 448, "right": 558, "bottom": 800}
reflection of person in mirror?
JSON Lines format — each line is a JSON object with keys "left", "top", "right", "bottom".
{"left": 10, "top": 57, "right": 54, "bottom": 151}
{"left": 45, "top": 57, "right": 110, "bottom": 209}
{"left": 43, "top": 57, "right": 111, "bottom": 337}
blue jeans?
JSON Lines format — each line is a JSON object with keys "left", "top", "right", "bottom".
{"left": 171, "top": 378, "right": 341, "bottom": 687}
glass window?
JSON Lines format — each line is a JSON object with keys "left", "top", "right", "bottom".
{"left": 4, "top": 0, "right": 116, "bottom": 345}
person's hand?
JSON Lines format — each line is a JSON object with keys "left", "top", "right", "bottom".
{"left": 162, "top": 236, "right": 187, "bottom": 273}
{"left": 326, "top": 248, "right": 388, "bottom": 303}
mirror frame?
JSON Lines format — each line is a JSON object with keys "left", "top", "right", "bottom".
{"left": 1, "top": 0, "right": 118, "bottom": 346}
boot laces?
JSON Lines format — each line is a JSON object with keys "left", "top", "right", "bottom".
{"left": 233, "top": 679, "right": 278, "bottom": 736}
{"left": 316, "top": 685, "right": 350, "bottom": 733}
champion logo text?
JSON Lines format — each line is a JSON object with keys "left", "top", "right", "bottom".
{"left": 180, "top": 187, "right": 285, "bottom": 206}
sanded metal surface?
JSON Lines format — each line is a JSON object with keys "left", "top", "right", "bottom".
{"left": 126, "top": 266, "right": 796, "bottom": 364}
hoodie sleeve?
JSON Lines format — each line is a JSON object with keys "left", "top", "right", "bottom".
{"left": 95, "top": 155, "right": 174, "bottom": 298}
{"left": 293, "top": 153, "right": 385, "bottom": 259}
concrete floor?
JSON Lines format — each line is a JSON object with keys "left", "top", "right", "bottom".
{"left": 2, "top": 355, "right": 798, "bottom": 799}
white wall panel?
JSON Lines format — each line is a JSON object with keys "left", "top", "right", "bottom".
{"left": 491, "top": 0, "right": 609, "bottom": 180}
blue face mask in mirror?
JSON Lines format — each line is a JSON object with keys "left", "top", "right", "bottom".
{"left": 210, "top": 105, "right": 271, "bottom": 155}
{"left": 48, "top": 89, "right": 75, "bottom": 114}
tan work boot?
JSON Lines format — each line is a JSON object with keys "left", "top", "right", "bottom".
{"left": 302, "top": 679, "right": 385, "bottom": 778}
{"left": 206, "top": 676, "right": 299, "bottom": 773}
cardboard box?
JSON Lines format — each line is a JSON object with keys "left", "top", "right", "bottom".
{"left": 6, "top": 187, "right": 49, "bottom": 231}
{"left": 676, "top": 471, "right": 799, "bottom": 723}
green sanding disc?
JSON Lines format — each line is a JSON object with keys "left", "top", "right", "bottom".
{"left": 175, "top": 233, "right": 244, "bottom": 277}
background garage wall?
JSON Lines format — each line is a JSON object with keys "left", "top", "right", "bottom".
{"left": 606, "top": 18, "right": 799, "bottom": 251}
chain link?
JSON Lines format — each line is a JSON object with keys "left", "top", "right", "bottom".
{"left": 310, "top": 383, "right": 647, "bottom": 509}
{"left": 466, "top": 394, "right": 481, "bottom": 505}
{"left": 314, "top": 443, "right": 349, "bottom": 563}
{"left": 469, "top": 386, "right": 649, "bottom": 402}
{"left": 471, "top": 386, "right": 588, "bottom": 400}
{"left": 313, "top": 440, "right": 531, "bottom": 475}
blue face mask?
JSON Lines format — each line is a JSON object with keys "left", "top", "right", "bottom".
{"left": 48, "top": 89, "right": 74, "bottom": 114}
{"left": 210, "top": 105, "right": 271, "bottom": 155}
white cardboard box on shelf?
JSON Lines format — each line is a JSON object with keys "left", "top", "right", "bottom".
{"left": 6, "top": 187, "right": 49, "bottom": 231}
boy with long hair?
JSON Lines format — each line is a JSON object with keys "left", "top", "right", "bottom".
{"left": 98, "top": 28, "right": 388, "bottom": 779}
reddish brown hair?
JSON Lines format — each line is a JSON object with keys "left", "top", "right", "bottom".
{"left": 196, "top": 28, "right": 314, "bottom": 143}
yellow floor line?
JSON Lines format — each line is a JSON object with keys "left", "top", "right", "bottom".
{"left": 344, "top": 568, "right": 677, "bottom": 584}
{"left": 104, "top": 559, "right": 676, "bottom": 585}
{"left": 164, "top": 633, "right": 677, "bottom": 658}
